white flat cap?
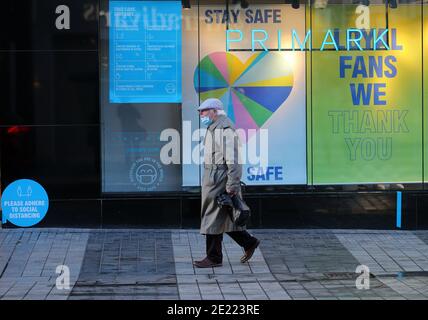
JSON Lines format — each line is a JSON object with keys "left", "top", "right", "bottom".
{"left": 197, "top": 98, "right": 224, "bottom": 111}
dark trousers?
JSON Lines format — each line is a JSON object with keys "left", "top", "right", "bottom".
{"left": 206, "top": 231, "right": 258, "bottom": 263}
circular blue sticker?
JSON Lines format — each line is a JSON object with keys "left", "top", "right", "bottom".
{"left": 1, "top": 179, "right": 49, "bottom": 227}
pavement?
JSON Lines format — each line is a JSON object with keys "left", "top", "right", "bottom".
{"left": 1, "top": 228, "right": 428, "bottom": 300}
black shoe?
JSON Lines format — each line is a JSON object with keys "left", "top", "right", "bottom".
{"left": 240, "top": 239, "right": 260, "bottom": 263}
{"left": 193, "top": 257, "right": 222, "bottom": 268}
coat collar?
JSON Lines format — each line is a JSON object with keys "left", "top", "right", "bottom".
{"left": 208, "top": 114, "right": 228, "bottom": 131}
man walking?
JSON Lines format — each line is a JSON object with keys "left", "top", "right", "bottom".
{"left": 193, "top": 98, "right": 260, "bottom": 268}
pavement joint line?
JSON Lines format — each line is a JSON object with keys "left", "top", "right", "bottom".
{"left": 235, "top": 279, "right": 248, "bottom": 300}
{"left": 214, "top": 278, "right": 226, "bottom": 300}
{"left": 195, "top": 279, "right": 204, "bottom": 299}
{"left": 21, "top": 281, "right": 38, "bottom": 300}
{"left": 39, "top": 233, "right": 56, "bottom": 278}
{"left": 0, "top": 232, "right": 25, "bottom": 278}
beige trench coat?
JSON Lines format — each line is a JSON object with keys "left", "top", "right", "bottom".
{"left": 200, "top": 114, "right": 246, "bottom": 235}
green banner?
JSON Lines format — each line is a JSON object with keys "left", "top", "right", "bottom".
{"left": 310, "top": 5, "right": 423, "bottom": 184}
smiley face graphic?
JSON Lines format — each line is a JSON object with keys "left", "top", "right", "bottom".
{"left": 136, "top": 164, "right": 158, "bottom": 185}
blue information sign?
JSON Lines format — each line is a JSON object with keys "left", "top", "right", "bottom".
{"left": 1, "top": 179, "right": 49, "bottom": 227}
{"left": 109, "top": 0, "right": 182, "bottom": 103}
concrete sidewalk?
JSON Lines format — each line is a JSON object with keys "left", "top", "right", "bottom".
{"left": 1, "top": 228, "right": 428, "bottom": 300}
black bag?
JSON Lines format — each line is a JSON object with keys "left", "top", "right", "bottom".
{"left": 216, "top": 189, "right": 251, "bottom": 227}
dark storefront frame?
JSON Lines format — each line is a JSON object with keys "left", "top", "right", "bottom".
{"left": 0, "top": 0, "right": 427, "bottom": 229}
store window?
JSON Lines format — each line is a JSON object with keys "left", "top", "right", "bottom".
{"left": 310, "top": 1, "right": 423, "bottom": 188}
{"left": 184, "top": 0, "right": 307, "bottom": 187}
{"left": 100, "top": 0, "right": 428, "bottom": 194}
{"left": 100, "top": 0, "right": 185, "bottom": 193}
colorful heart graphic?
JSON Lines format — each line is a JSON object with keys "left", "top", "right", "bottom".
{"left": 194, "top": 51, "right": 294, "bottom": 141}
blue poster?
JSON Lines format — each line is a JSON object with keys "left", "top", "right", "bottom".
{"left": 1, "top": 179, "right": 49, "bottom": 227}
{"left": 109, "top": 0, "right": 182, "bottom": 103}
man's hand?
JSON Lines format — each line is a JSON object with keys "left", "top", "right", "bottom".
{"left": 226, "top": 188, "right": 237, "bottom": 196}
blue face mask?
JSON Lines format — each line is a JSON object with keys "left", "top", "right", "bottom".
{"left": 200, "top": 116, "right": 212, "bottom": 127}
